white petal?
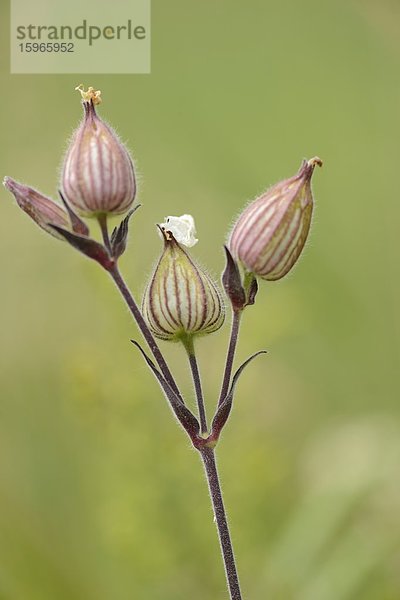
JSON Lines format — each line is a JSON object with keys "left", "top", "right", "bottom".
{"left": 159, "top": 214, "right": 198, "bottom": 247}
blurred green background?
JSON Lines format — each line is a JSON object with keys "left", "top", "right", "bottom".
{"left": 1, "top": 0, "right": 400, "bottom": 598}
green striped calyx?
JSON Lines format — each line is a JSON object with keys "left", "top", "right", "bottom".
{"left": 228, "top": 157, "right": 322, "bottom": 281}
{"left": 142, "top": 229, "right": 225, "bottom": 342}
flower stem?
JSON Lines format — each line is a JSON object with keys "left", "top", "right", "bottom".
{"left": 183, "top": 336, "right": 208, "bottom": 435}
{"left": 200, "top": 446, "right": 242, "bottom": 600}
{"left": 218, "top": 310, "right": 242, "bottom": 406}
{"left": 108, "top": 263, "right": 183, "bottom": 402}
{"left": 101, "top": 217, "right": 241, "bottom": 598}
{"left": 98, "top": 215, "right": 182, "bottom": 402}
{"left": 98, "top": 213, "right": 112, "bottom": 256}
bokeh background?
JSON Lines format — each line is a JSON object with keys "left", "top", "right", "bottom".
{"left": 1, "top": 1, "right": 400, "bottom": 598}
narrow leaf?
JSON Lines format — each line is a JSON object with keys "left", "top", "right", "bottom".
{"left": 211, "top": 350, "right": 267, "bottom": 436}
{"left": 49, "top": 225, "right": 113, "bottom": 269}
{"left": 131, "top": 340, "right": 200, "bottom": 438}
{"left": 58, "top": 190, "right": 90, "bottom": 237}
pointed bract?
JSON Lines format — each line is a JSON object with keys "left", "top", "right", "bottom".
{"left": 110, "top": 205, "right": 140, "bottom": 260}
{"left": 210, "top": 350, "right": 267, "bottom": 443}
{"left": 59, "top": 190, "right": 90, "bottom": 236}
{"left": 222, "top": 246, "right": 246, "bottom": 311}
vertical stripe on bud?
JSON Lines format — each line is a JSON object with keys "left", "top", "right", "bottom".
{"left": 142, "top": 229, "right": 225, "bottom": 341}
{"left": 229, "top": 157, "right": 322, "bottom": 281}
{"left": 62, "top": 86, "right": 136, "bottom": 217}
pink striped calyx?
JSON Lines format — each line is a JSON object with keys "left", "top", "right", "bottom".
{"left": 142, "top": 227, "right": 225, "bottom": 342}
{"left": 228, "top": 157, "right": 322, "bottom": 281}
{"left": 62, "top": 86, "right": 136, "bottom": 217}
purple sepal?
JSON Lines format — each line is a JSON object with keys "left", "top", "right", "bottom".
{"left": 59, "top": 190, "right": 90, "bottom": 237}
{"left": 222, "top": 246, "right": 246, "bottom": 311}
{"left": 110, "top": 205, "right": 141, "bottom": 260}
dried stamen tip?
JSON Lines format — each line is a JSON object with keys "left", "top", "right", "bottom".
{"left": 75, "top": 84, "right": 102, "bottom": 105}
{"left": 307, "top": 156, "right": 323, "bottom": 168}
{"left": 157, "top": 224, "right": 173, "bottom": 242}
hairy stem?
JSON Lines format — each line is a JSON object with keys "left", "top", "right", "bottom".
{"left": 108, "top": 264, "right": 183, "bottom": 402}
{"left": 101, "top": 217, "right": 241, "bottom": 598}
{"left": 201, "top": 446, "right": 242, "bottom": 600}
{"left": 184, "top": 336, "right": 208, "bottom": 434}
{"left": 98, "top": 215, "right": 182, "bottom": 401}
{"left": 218, "top": 310, "right": 242, "bottom": 406}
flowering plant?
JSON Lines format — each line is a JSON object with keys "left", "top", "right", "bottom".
{"left": 4, "top": 85, "right": 321, "bottom": 600}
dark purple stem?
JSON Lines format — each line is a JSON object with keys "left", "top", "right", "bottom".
{"left": 218, "top": 310, "right": 242, "bottom": 406}
{"left": 98, "top": 215, "right": 182, "bottom": 401}
{"left": 200, "top": 447, "right": 242, "bottom": 600}
{"left": 100, "top": 217, "right": 241, "bottom": 598}
{"left": 107, "top": 264, "right": 183, "bottom": 401}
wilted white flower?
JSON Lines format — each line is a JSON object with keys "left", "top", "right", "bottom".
{"left": 159, "top": 214, "right": 198, "bottom": 248}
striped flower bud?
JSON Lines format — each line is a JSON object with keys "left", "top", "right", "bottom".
{"left": 62, "top": 85, "right": 136, "bottom": 217}
{"left": 3, "top": 177, "right": 70, "bottom": 240}
{"left": 228, "top": 157, "right": 322, "bottom": 281}
{"left": 142, "top": 217, "right": 225, "bottom": 342}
